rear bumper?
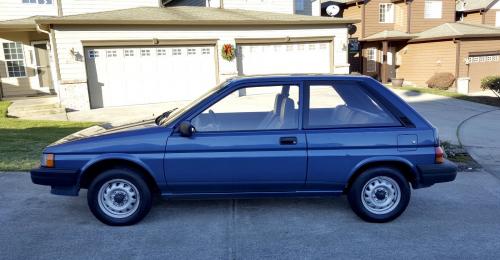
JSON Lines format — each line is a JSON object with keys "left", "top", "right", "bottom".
{"left": 415, "top": 160, "right": 457, "bottom": 188}
{"left": 31, "top": 168, "right": 80, "bottom": 196}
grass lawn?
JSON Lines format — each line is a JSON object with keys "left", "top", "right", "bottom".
{"left": 0, "top": 101, "right": 94, "bottom": 172}
{"left": 391, "top": 86, "right": 500, "bottom": 108}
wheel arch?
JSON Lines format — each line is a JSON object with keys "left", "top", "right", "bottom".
{"left": 345, "top": 157, "right": 419, "bottom": 192}
{"left": 79, "top": 155, "right": 160, "bottom": 193}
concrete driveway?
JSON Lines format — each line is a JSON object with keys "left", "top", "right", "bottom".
{"left": 392, "top": 89, "right": 500, "bottom": 178}
{"left": 1, "top": 171, "right": 500, "bottom": 259}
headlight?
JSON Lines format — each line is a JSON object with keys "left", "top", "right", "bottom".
{"left": 41, "top": 154, "right": 55, "bottom": 168}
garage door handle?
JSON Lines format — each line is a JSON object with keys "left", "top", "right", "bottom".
{"left": 280, "top": 137, "right": 297, "bottom": 145}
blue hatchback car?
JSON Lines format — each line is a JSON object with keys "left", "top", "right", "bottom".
{"left": 31, "top": 75, "right": 457, "bottom": 226}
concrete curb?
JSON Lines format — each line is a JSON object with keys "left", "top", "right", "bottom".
{"left": 456, "top": 108, "right": 500, "bottom": 179}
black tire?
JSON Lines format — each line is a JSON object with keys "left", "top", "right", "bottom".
{"left": 87, "top": 168, "right": 152, "bottom": 226}
{"left": 347, "top": 167, "right": 411, "bottom": 223}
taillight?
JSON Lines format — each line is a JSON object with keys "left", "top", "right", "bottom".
{"left": 435, "top": 147, "right": 445, "bottom": 164}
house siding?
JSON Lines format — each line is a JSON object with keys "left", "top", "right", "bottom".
{"left": 458, "top": 38, "right": 500, "bottom": 77}
{"left": 462, "top": 12, "right": 483, "bottom": 24}
{"left": 0, "top": 0, "right": 57, "bottom": 21}
{"left": 393, "top": 2, "right": 408, "bottom": 33}
{"left": 408, "top": 0, "right": 456, "bottom": 33}
{"left": 485, "top": 1, "right": 500, "bottom": 26}
{"left": 396, "top": 40, "right": 456, "bottom": 86}
{"left": 61, "top": 0, "right": 159, "bottom": 16}
{"left": 363, "top": 0, "right": 396, "bottom": 38}
{"left": 342, "top": 3, "right": 363, "bottom": 38}
{"left": 222, "top": 0, "right": 294, "bottom": 14}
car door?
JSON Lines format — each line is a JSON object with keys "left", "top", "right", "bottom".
{"left": 303, "top": 80, "right": 406, "bottom": 190}
{"left": 165, "top": 83, "right": 307, "bottom": 193}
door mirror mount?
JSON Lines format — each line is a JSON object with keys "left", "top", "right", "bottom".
{"left": 179, "top": 121, "right": 196, "bottom": 137}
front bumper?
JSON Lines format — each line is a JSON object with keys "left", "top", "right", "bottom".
{"left": 31, "top": 168, "right": 80, "bottom": 196}
{"left": 415, "top": 160, "right": 458, "bottom": 188}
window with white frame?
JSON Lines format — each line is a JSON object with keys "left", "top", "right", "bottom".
{"left": 88, "top": 50, "right": 99, "bottom": 59}
{"left": 124, "top": 49, "right": 134, "bottom": 57}
{"left": 201, "top": 48, "right": 211, "bottom": 55}
{"left": 367, "top": 48, "right": 377, "bottom": 73}
{"left": 140, "top": 49, "right": 151, "bottom": 57}
{"left": 22, "top": 0, "right": 53, "bottom": 4}
{"left": 187, "top": 48, "right": 196, "bottom": 55}
{"left": 157, "top": 49, "right": 167, "bottom": 56}
{"left": 379, "top": 3, "right": 394, "bottom": 23}
{"left": 106, "top": 50, "right": 117, "bottom": 58}
{"left": 496, "top": 11, "right": 500, "bottom": 27}
{"left": 172, "top": 48, "right": 182, "bottom": 56}
{"left": 2, "top": 42, "right": 26, "bottom": 77}
{"left": 295, "top": 0, "right": 304, "bottom": 11}
{"left": 424, "top": 0, "right": 443, "bottom": 19}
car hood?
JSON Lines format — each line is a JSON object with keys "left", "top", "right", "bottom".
{"left": 50, "top": 120, "right": 157, "bottom": 146}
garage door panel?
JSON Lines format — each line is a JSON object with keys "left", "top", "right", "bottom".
{"left": 238, "top": 42, "right": 331, "bottom": 76}
{"left": 468, "top": 54, "right": 500, "bottom": 93}
{"left": 86, "top": 45, "right": 217, "bottom": 108}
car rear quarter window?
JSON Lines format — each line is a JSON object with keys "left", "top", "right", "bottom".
{"left": 306, "top": 82, "right": 400, "bottom": 129}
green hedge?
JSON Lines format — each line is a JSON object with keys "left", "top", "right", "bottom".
{"left": 481, "top": 76, "right": 500, "bottom": 93}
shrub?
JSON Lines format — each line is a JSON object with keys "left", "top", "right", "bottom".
{"left": 426, "top": 72, "right": 455, "bottom": 90}
{"left": 481, "top": 76, "right": 500, "bottom": 93}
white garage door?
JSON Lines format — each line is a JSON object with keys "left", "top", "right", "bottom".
{"left": 85, "top": 45, "right": 217, "bottom": 108}
{"left": 237, "top": 42, "right": 332, "bottom": 76}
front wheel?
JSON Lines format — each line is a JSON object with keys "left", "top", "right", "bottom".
{"left": 87, "top": 168, "right": 152, "bottom": 226}
{"left": 347, "top": 167, "right": 411, "bottom": 223}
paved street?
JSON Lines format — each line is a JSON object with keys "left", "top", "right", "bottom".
{"left": 1, "top": 171, "right": 500, "bottom": 259}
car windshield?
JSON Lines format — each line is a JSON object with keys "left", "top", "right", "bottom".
{"left": 158, "top": 81, "right": 230, "bottom": 126}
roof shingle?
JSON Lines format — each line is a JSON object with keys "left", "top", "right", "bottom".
{"left": 411, "top": 22, "right": 500, "bottom": 42}
{"left": 36, "top": 6, "right": 359, "bottom": 26}
{"left": 456, "top": 0, "right": 498, "bottom": 12}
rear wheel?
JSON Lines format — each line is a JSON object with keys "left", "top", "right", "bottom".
{"left": 348, "top": 167, "right": 410, "bottom": 223}
{"left": 87, "top": 168, "right": 152, "bottom": 226}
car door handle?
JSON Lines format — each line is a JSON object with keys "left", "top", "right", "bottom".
{"left": 280, "top": 137, "right": 297, "bottom": 145}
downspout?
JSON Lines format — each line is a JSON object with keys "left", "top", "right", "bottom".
{"left": 407, "top": 0, "right": 412, "bottom": 34}
{"left": 56, "top": 0, "right": 63, "bottom": 16}
{"left": 36, "top": 24, "right": 50, "bottom": 35}
{"left": 454, "top": 39, "right": 461, "bottom": 89}
{"left": 0, "top": 75, "right": 3, "bottom": 100}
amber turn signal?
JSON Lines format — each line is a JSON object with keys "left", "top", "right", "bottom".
{"left": 42, "top": 154, "right": 55, "bottom": 168}
{"left": 435, "top": 147, "right": 445, "bottom": 164}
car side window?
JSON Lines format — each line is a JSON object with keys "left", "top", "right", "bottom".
{"left": 306, "top": 82, "right": 400, "bottom": 128}
{"left": 192, "top": 85, "right": 300, "bottom": 132}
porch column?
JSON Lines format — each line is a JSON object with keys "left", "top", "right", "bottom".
{"left": 381, "top": 40, "right": 389, "bottom": 83}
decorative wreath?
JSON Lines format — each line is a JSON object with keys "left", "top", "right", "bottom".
{"left": 221, "top": 43, "right": 236, "bottom": 61}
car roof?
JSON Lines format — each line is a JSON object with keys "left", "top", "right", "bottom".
{"left": 224, "top": 74, "right": 373, "bottom": 86}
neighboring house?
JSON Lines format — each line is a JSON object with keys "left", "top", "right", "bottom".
{"left": 166, "top": 0, "right": 322, "bottom": 16}
{"left": 0, "top": 1, "right": 356, "bottom": 111}
{"left": 457, "top": 0, "right": 500, "bottom": 27}
{"left": 321, "top": 0, "right": 500, "bottom": 93}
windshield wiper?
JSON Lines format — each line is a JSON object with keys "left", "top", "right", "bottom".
{"left": 155, "top": 108, "right": 178, "bottom": 125}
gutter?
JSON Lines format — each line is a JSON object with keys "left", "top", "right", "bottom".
{"left": 36, "top": 24, "right": 50, "bottom": 35}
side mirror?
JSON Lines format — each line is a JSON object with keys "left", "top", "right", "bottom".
{"left": 179, "top": 121, "right": 196, "bottom": 137}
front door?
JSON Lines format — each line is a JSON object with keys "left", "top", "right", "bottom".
{"left": 33, "top": 42, "right": 53, "bottom": 90}
{"left": 165, "top": 84, "right": 307, "bottom": 193}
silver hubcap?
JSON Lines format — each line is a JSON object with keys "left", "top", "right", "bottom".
{"left": 361, "top": 176, "right": 401, "bottom": 215}
{"left": 97, "top": 179, "right": 140, "bottom": 218}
